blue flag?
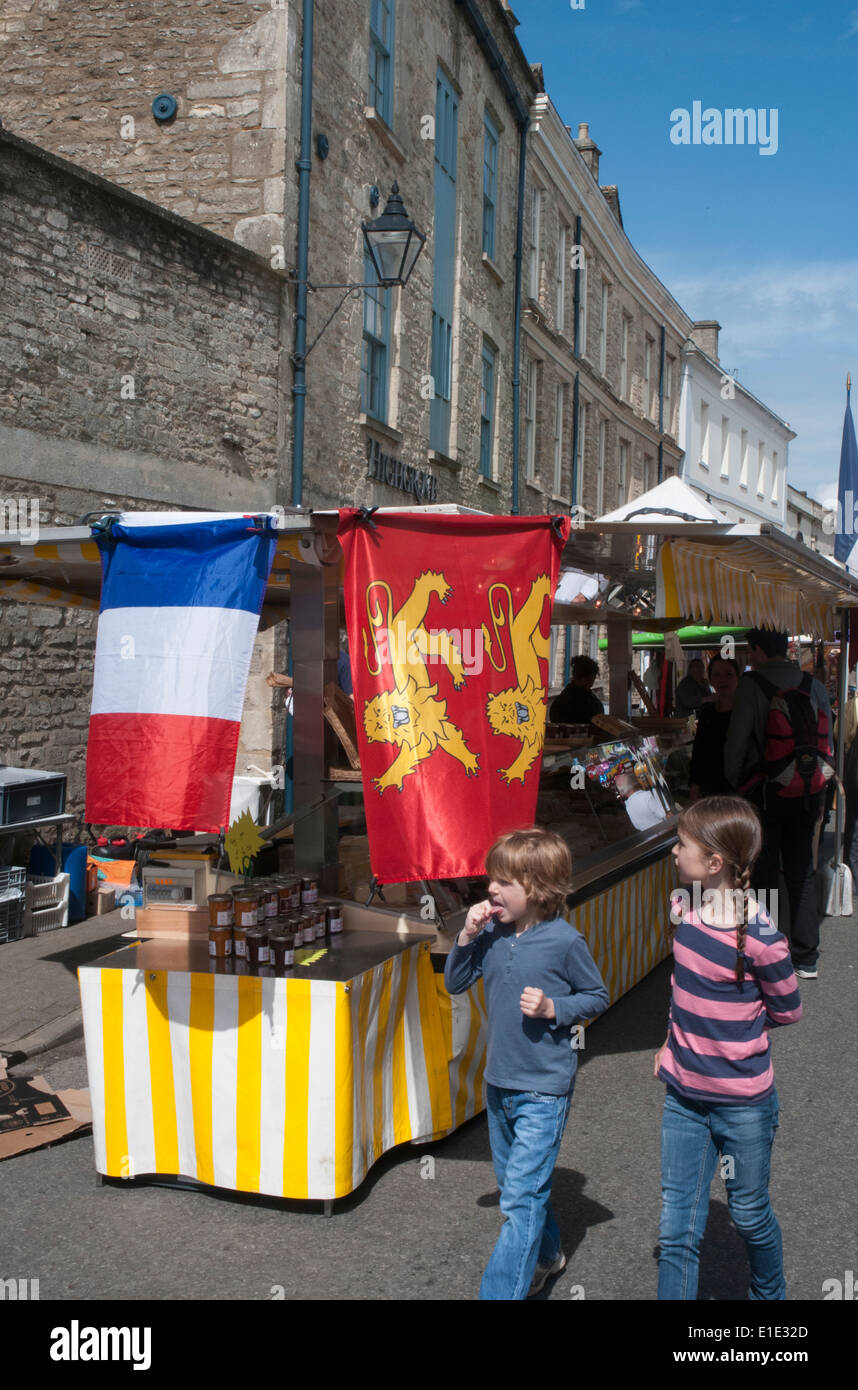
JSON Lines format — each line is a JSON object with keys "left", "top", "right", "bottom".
{"left": 835, "top": 381, "right": 858, "bottom": 567}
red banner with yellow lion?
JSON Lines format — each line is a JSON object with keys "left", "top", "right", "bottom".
{"left": 338, "top": 510, "right": 571, "bottom": 883}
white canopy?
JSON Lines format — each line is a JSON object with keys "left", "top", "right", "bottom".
{"left": 597, "top": 476, "right": 728, "bottom": 525}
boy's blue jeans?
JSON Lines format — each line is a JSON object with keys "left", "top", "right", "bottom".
{"left": 480, "top": 1082, "right": 573, "bottom": 1300}
{"left": 658, "top": 1086, "right": 784, "bottom": 1300}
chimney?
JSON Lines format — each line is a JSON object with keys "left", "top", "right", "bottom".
{"left": 574, "top": 122, "right": 601, "bottom": 181}
{"left": 689, "top": 320, "right": 721, "bottom": 363}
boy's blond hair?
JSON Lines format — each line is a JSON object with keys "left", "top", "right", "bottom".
{"left": 484, "top": 827, "right": 572, "bottom": 919}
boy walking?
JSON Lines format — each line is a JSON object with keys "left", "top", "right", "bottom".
{"left": 445, "top": 827, "right": 608, "bottom": 1300}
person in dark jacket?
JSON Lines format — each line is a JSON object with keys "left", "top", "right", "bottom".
{"left": 675, "top": 658, "right": 713, "bottom": 718}
{"left": 689, "top": 656, "right": 740, "bottom": 800}
{"left": 725, "top": 627, "right": 832, "bottom": 979}
{"left": 550, "top": 655, "right": 603, "bottom": 726}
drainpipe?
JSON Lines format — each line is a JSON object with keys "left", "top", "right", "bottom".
{"left": 657, "top": 323, "right": 665, "bottom": 483}
{"left": 572, "top": 213, "right": 582, "bottom": 357}
{"left": 285, "top": 0, "right": 315, "bottom": 813}
{"left": 291, "top": 0, "right": 315, "bottom": 506}
{"left": 570, "top": 370, "right": 580, "bottom": 504}
{"left": 511, "top": 121, "right": 527, "bottom": 515}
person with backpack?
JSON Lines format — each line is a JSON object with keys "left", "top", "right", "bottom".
{"left": 724, "top": 628, "right": 833, "bottom": 979}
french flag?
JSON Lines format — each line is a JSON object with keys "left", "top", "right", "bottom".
{"left": 85, "top": 514, "right": 278, "bottom": 832}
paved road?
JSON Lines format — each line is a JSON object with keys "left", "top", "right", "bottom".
{"left": 3, "top": 904, "right": 856, "bottom": 1304}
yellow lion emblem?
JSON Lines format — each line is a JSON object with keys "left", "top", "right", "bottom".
{"left": 361, "top": 571, "right": 478, "bottom": 793}
{"left": 482, "top": 575, "right": 552, "bottom": 784}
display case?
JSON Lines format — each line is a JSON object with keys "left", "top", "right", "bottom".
{"left": 539, "top": 734, "right": 680, "bottom": 854}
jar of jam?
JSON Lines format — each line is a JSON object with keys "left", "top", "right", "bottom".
{"left": 233, "top": 923, "right": 249, "bottom": 959}
{"left": 233, "top": 890, "right": 261, "bottom": 931}
{"left": 261, "top": 885, "right": 280, "bottom": 920}
{"left": 325, "top": 902, "right": 344, "bottom": 936}
{"left": 269, "top": 931, "right": 295, "bottom": 972}
{"left": 245, "top": 927, "right": 270, "bottom": 966}
{"left": 208, "top": 924, "right": 233, "bottom": 958}
{"left": 287, "top": 879, "right": 302, "bottom": 911}
{"left": 301, "top": 876, "right": 318, "bottom": 907}
{"left": 313, "top": 908, "right": 326, "bottom": 941}
{"left": 207, "top": 892, "right": 234, "bottom": 929}
{"left": 298, "top": 913, "right": 315, "bottom": 946}
{"left": 276, "top": 881, "right": 293, "bottom": 916}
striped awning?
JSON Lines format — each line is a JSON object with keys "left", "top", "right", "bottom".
{"left": 657, "top": 537, "right": 850, "bottom": 635}
{"left": 0, "top": 525, "right": 317, "bottom": 611}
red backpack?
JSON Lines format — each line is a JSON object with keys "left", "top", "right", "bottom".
{"left": 744, "top": 671, "right": 834, "bottom": 800}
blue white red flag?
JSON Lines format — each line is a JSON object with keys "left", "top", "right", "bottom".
{"left": 835, "top": 379, "right": 858, "bottom": 572}
{"left": 85, "top": 514, "right": 278, "bottom": 832}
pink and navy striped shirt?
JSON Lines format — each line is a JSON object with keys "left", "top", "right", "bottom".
{"left": 658, "top": 901, "right": 802, "bottom": 1104}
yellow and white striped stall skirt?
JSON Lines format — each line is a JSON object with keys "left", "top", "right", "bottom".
{"left": 79, "top": 939, "right": 475, "bottom": 1202}
{"left": 568, "top": 852, "right": 675, "bottom": 1009}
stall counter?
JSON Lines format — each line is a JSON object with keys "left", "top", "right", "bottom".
{"left": 78, "top": 926, "right": 486, "bottom": 1203}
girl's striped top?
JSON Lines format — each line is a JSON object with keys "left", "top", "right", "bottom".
{"left": 658, "top": 900, "right": 801, "bottom": 1104}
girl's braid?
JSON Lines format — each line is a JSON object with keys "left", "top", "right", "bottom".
{"left": 733, "top": 863, "right": 751, "bottom": 982}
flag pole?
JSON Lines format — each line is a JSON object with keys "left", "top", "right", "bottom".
{"left": 830, "top": 374, "right": 855, "bottom": 912}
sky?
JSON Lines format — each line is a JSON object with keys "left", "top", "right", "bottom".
{"left": 512, "top": 0, "right": 858, "bottom": 508}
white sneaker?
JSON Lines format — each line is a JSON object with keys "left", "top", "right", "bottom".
{"left": 527, "top": 1251, "right": 566, "bottom": 1297}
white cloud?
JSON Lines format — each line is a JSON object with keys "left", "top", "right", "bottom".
{"left": 665, "top": 260, "right": 858, "bottom": 362}
{"left": 646, "top": 256, "right": 857, "bottom": 507}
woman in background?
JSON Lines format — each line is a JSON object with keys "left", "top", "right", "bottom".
{"left": 688, "top": 655, "right": 740, "bottom": 801}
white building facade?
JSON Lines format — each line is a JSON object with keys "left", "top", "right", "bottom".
{"left": 678, "top": 322, "right": 794, "bottom": 528}
{"left": 786, "top": 485, "right": 834, "bottom": 557}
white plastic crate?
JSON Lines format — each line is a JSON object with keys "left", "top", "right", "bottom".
{"left": 26, "top": 871, "right": 70, "bottom": 910}
{"left": 22, "top": 872, "right": 70, "bottom": 937}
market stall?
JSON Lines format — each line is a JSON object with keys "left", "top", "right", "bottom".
{"left": 5, "top": 501, "right": 858, "bottom": 1205}
{"left": 77, "top": 923, "right": 467, "bottom": 1203}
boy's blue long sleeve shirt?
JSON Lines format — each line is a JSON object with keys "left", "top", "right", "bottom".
{"left": 444, "top": 915, "right": 609, "bottom": 1096}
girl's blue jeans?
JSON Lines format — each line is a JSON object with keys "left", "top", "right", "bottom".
{"left": 480, "top": 1082, "right": 573, "bottom": 1300}
{"left": 658, "top": 1085, "right": 784, "bottom": 1300}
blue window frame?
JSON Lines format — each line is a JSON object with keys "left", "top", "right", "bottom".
{"left": 480, "top": 340, "right": 496, "bottom": 478}
{"left": 483, "top": 111, "right": 498, "bottom": 259}
{"left": 369, "top": 0, "right": 395, "bottom": 125}
{"left": 361, "top": 250, "right": 389, "bottom": 421}
{"left": 430, "top": 67, "right": 458, "bottom": 454}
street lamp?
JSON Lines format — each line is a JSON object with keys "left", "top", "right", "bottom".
{"left": 288, "top": 181, "right": 426, "bottom": 340}
{"left": 361, "top": 183, "right": 426, "bottom": 288}
{"left": 288, "top": 180, "right": 425, "bottom": 506}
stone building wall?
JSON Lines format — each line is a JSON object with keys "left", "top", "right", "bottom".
{"left": 520, "top": 104, "right": 689, "bottom": 535}
{"left": 297, "top": 0, "right": 538, "bottom": 513}
{"left": 0, "top": 0, "right": 294, "bottom": 255}
{"left": 0, "top": 0, "right": 540, "bottom": 515}
{"left": 0, "top": 131, "right": 286, "bottom": 834}
{"left": 0, "top": 132, "right": 284, "bottom": 495}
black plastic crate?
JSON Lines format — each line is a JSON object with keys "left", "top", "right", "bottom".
{"left": 0, "top": 767, "right": 66, "bottom": 825}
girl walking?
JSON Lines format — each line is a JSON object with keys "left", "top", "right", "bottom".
{"left": 655, "top": 796, "right": 801, "bottom": 1300}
